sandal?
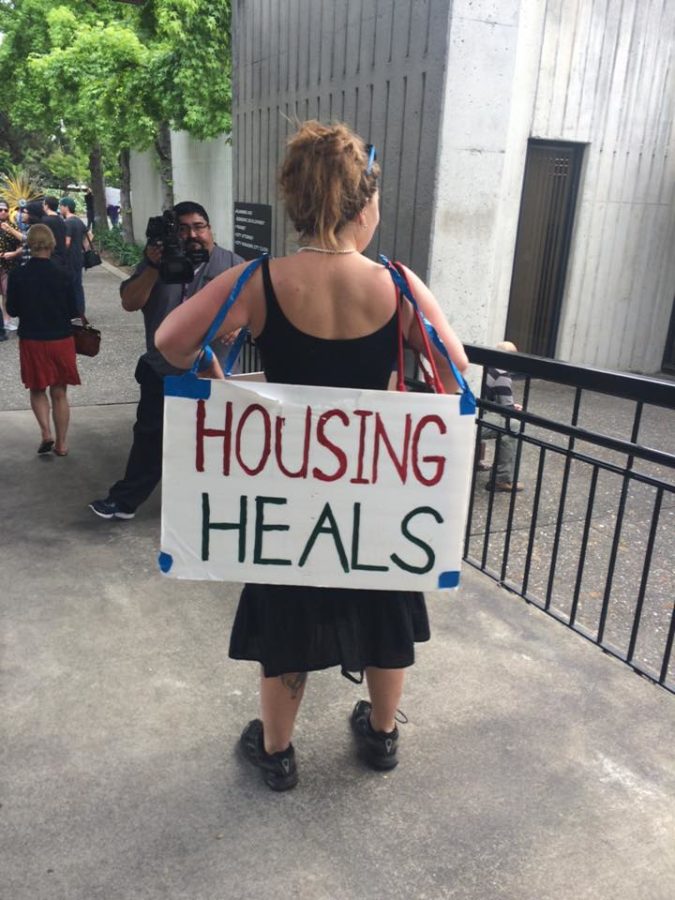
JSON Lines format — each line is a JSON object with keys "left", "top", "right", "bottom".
{"left": 53, "top": 448, "right": 69, "bottom": 457}
{"left": 37, "top": 439, "right": 55, "bottom": 455}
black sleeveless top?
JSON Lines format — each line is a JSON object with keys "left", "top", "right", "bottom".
{"left": 228, "top": 256, "right": 430, "bottom": 679}
{"left": 255, "top": 255, "right": 398, "bottom": 390}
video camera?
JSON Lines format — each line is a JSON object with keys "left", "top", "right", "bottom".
{"left": 145, "top": 210, "right": 209, "bottom": 284}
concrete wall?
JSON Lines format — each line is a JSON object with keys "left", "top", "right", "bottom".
{"left": 429, "top": 0, "right": 675, "bottom": 373}
{"left": 536, "top": 0, "right": 675, "bottom": 373}
{"left": 232, "top": 0, "right": 452, "bottom": 269}
{"left": 126, "top": 0, "right": 675, "bottom": 373}
{"left": 170, "top": 132, "right": 234, "bottom": 250}
{"left": 428, "top": 0, "right": 543, "bottom": 348}
{"left": 129, "top": 148, "right": 164, "bottom": 243}
{"left": 129, "top": 134, "right": 235, "bottom": 250}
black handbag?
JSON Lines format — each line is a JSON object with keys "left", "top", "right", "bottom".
{"left": 83, "top": 247, "right": 102, "bottom": 269}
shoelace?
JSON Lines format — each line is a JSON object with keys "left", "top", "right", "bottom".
{"left": 394, "top": 709, "right": 408, "bottom": 725}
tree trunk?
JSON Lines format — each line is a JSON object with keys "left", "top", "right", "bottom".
{"left": 88, "top": 145, "right": 108, "bottom": 232}
{"left": 154, "top": 122, "right": 174, "bottom": 210}
{"left": 119, "top": 149, "right": 135, "bottom": 243}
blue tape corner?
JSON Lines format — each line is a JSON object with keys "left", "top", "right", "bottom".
{"left": 460, "top": 392, "right": 476, "bottom": 416}
{"left": 438, "top": 570, "right": 460, "bottom": 589}
{"left": 164, "top": 373, "right": 212, "bottom": 399}
{"left": 158, "top": 552, "right": 173, "bottom": 574}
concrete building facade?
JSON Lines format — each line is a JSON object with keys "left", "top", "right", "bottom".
{"left": 129, "top": 0, "right": 675, "bottom": 374}
{"left": 430, "top": 0, "right": 675, "bottom": 372}
{"left": 130, "top": 134, "right": 235, "bottom": 252}
{"left": 231, "top": 0, "right": 675, "bottom": 374}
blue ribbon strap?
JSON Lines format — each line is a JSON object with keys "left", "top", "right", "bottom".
{"left": 223, "top": 327, "right": 251, "bottom": 376}
{"left": 196, "top": 345, "right": 214, "bottom": 372}
{"left": 190, "top": 256, "right": 266, "bottom": 376}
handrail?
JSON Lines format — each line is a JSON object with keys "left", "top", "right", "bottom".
{"left": 465, "top": 344, "right": 675, "bottom": 410}
{"left": 478, "top": 398, "right": 675, "bottom": 469}
{"left": 464, "top": 344, "right": 674, "bottom": 693}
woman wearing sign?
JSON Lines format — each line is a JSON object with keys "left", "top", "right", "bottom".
{"left": 156, "top": 121, "right": 468, "bottom": 791}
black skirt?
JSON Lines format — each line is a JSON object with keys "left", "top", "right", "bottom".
{"left": 228, "top": 584, "right": 430, "bottom": 678}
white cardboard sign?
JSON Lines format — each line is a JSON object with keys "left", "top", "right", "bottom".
{"left": 159, "top": 375, "right": 475, "bottom": 591}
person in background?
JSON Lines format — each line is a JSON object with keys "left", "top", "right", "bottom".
{"left": 105, "top": 186, "right": 121, "bottom": 227}
{"left": 24, "top": 199, "right": 68, "bottom": 273}
{"left": 59, "top": 196, "right": 92, "bottom": 316}
{"left": 84, "top": 187, "right": 95, "bottom": 230}
{"left": 0, "top": 200, "right": 23, "bottom": 339}
{"left": 483, "top": 340, "right": 524, "bottom": 493}
{"left": 88, "top": 200, "right": 243, "bottom": 521}
{"left": 16, "top": 203, "right": 31, "bottom": 265}
{"left": 155, "top": 121, "right": 469, "bottom": 792}
{"left": 6, "top": 224, "right": 80, "bottom": 456}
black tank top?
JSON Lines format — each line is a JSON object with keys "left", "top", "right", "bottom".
{"left": 255, "top": 256, "right": 398, "bottom": 390}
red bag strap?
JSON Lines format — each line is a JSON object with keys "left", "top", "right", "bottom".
{"left": 393, "top": 262, "right": 445, "bottom": 394}
{"left": 395, "top": 291, "right": 406, "bottom": 392}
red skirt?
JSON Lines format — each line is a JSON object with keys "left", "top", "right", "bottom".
{"left": 19, "top": 337, "right": 81, "bottom": 391}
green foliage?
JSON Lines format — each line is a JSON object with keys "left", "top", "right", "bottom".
{"left": 33, "top": 149, "right": 89, "bottom": 191}
{"left": 142, "top": 0, "right": 234, "bottom": 138}
{"left": 94, "top": 224, "right": 143, "bottom": 268}
{"left": 0, "top": 0, "right": 233, "bottom": 223}
{"left": 28, "top": 12, "right": 156, "bottom": 153}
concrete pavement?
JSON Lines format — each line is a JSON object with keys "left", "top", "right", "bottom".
{"left": 1, "top": 261, "right": 674, "bottom": 899}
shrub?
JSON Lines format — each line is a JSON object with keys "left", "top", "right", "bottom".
{"left": 94, "top": 224, "right": 143, "bottom": 268}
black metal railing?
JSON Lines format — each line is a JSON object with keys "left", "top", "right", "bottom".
{"left": 464, "top": 345, "right": 675, "bottom": 693}
{"left": 238, "top": 335, "right": 261, "bottom": 374}
{"left": 239, "top": 335, "right": 675, "bottom": 691}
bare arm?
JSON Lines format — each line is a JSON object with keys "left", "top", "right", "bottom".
{"left": 0, "top": 222, "right": 24, "bottom": 243}
{"left": 155, "top": 261, "right": 252, "bottom": 370}
{"left": 120, "top": 245, "right": 162, "bottom": 311}
{"left": 398, "top": 264, "right": 469, "bottom": 393}
{"left": 1, "top": 246, "right": 23, "bottom": 264}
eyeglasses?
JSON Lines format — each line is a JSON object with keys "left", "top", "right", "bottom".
{"left": 178, "top": 222, "right": 210, "bottom": 234}
{"left": 365, "top": 143, "right": 377, "bottom": 175}
{"left": 0, "top": 208, "right": 8, "bottom": 213}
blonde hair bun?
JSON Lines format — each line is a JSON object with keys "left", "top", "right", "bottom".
{"left": 280, "top": 120, "right": 380, "bottom": 249}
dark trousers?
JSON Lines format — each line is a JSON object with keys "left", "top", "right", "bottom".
{"left": 109, "top": 360, "right": 164, "bottom": 513}
{"left": 71, "top": 267, "right": 85, "bottom": 316}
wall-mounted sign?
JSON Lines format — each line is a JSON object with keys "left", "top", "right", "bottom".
{"left": 233, "top": 202, "right": 272, "bottom": 260}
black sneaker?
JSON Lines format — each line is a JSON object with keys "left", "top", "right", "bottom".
{"left": 89, "top": 498, "right": 136, "bottom": 520}
{"left": 239, "top": 719, "right": 298, "bottom": 791}
{"left": 350, "top": 700, "right": 399, "bottom": 770}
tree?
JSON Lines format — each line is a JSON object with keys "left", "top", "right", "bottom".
{"left": 0, "top": 0, "right": 233, "bottom": 236}
{"left": 139, "top": 0, "right": 233, "bottom": 140}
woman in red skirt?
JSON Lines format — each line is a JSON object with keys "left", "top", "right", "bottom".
{"left": 7, "top": 224, "right": 80, "bottom": 456}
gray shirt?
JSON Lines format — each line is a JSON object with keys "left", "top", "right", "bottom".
{"left": 121, "top": 245, "right": 243, "bottom": 376}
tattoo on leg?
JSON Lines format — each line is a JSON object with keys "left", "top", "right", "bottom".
{"left": 280, "top": 672, "right": 307, "bottom": 699}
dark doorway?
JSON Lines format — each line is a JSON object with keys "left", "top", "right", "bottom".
{"left": 505, "top": 140, "right": 584, "bottom": 357}
{"left": 662, "top": 298, "right": 675, "bottom": 373}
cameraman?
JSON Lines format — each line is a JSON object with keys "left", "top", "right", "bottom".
{"left": 89, "top": 201, "right": 243, "bottom": 520}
